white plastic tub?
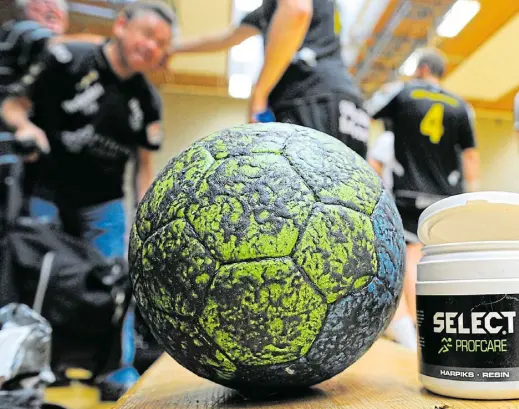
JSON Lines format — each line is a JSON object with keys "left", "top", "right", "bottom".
{"left": 416, "top": 192, "right": 519, "bottom": 400}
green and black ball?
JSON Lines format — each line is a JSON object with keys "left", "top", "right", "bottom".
{"left": 129, "top": 123, "right": 405, "bottom": 391}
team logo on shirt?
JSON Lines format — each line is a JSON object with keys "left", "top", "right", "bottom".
{"left": 62, "top": 125, "right": 94, "bottom": 153}
{"left": 338, "top": 100, "right": 370, "bottom": 143}
{"left": 19, "top": 62, "right": 44, "bottom": 88}
{"left": 61, "top": 124, "right": 132, "bottom": 160}
{"left": 62, "top": 83, "right": 104, "bottom": 115}
{"left": 77, "top": 70, "right": 99, "bottom": 91}
{"left": 128, "top": 98, "right": 144, "bottom": 131}
{"left": 48, "top": 43, "right": 72, "bottom": 64}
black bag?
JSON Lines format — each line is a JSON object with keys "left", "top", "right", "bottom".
{"left": 8, "top": 220, "right": 129, "bottom": 333}
{"left": 1, "top": 134, "right": 132, "bottom": 376}
{"left": 3, "top": 218, "right": 132, "bottom": 376}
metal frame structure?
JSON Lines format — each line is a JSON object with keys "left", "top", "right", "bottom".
{"left": 353, "top": 0, "right": 457, "bottom": 97}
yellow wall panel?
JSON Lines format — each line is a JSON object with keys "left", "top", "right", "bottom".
{"left": 169, "top": 0, "right": 232, "bottom": 76}
{"left": 443, "top": 12, "right": 519, "bottom": 101}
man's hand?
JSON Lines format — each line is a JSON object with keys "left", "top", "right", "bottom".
{"left": 15, "top": 122, "right": 50, "bottom": 161}
{"left": 248, "top": 88, "right": 268, "bottom": 123}
{"left": 1, "top": 97, "right": 49, "bottom": 159}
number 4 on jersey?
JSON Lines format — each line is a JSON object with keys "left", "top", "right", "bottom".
{"left": 420, "top": 103, "right": 445, "bottom": 144}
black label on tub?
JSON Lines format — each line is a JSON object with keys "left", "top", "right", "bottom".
{"left": 417, "top": 294, "right": 519, "bottom": 382}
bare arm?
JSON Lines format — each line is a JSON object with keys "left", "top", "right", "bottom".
{"left": 50, "top": 33, "right": 105, "bottom": 45}
{"left": 173, "top": 25, "right": 260, "bottom": 53}
{"left": 1, "top": 97, "right": 49, "bottom": 153}
{"left": 136, "top": 149, "right": 154, "bottom": 202}
{"left": 252, "top": 0, "right": 313, "bottom": 101}
{"left": 1, "top": 97, "right": 31, "bottom": 129}
{"left": 462, "top": 148, "right": 480, "bottom": 192}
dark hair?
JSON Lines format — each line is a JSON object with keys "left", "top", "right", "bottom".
{"left": 417, "top": 49, "right": 446, "bottom": 78}
{"left": 122, "top": 0, "right": 178, "bottom": 30}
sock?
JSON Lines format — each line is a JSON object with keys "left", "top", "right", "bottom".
{"left": 385, "top": 316, "right": 418, "bottom": 351}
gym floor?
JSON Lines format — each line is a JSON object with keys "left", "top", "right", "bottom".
{"left": 45, "top": 385, "right": 115, "bottom": 409}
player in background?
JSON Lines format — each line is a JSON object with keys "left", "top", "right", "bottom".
{"left": 0, "top": 0, "right": 69, "bottom": 132}
{"left": 1, "top": 0, "right": 175, "bottom": 396}
{"left": 172, "top": 0, "right": 370, "bottom": 158}
{"left": 365, "top": 48, "right": 480, "bottom": 347}
{"left": 0, "top": 0, "right": 107, "bottom": 212}
{"left": 1, "top": 0, "right": 173, "bottom": 253}
{"left": 0, "top": 0, "right": 68, "bottom": 305}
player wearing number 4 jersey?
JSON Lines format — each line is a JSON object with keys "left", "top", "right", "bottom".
{"left": 366, "top": 48, "right": 480, "bottom": 332}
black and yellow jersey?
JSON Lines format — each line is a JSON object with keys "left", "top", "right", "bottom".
{"left": 366, "top": 79, "right": 476, "bottom": 201}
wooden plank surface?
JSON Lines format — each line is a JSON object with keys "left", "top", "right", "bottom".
{"left": 113, "top": 339, "right": 519, "bottom": 409}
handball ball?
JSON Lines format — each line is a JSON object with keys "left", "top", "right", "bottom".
{"left": 129, "top": 123, "right": 405, "bottom": 392}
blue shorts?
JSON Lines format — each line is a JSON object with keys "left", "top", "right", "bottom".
{"left": 29, "top": 197, "right": 127, "bottom": 259}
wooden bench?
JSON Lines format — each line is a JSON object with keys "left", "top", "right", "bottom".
{"left": 111, "top": 339, "right": 519, "bottom": 408}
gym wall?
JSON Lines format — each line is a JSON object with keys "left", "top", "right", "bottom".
{"left": 157, "top": 92, "right": 248, "bottom": 168}
{"left": 475, "top": 115, "right": 519, "bottom": 193}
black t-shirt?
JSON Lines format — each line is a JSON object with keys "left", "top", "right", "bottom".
{"left": 0, "top": 20, "right": 54, "bottom": 130}
{"left": 240, "top": 0, "right": 362, "bottom": 108}
{"left": 367, "top": 79, "right": 476, "bottom": 202}
{"left": 0, "top": 19, "right": 54, "bottom": 96}
{"left": 21, "top": 41, "right": 163, "bottom": 205}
